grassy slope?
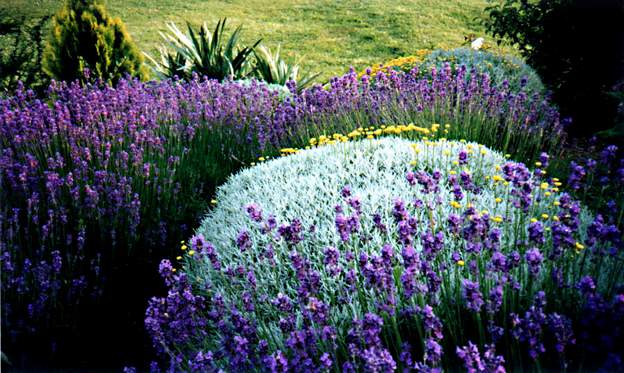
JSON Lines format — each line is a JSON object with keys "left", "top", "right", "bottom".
{"left": 2, "top": 0, "right": 511, "bottom": 80}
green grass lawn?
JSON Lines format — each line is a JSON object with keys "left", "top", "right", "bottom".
{"left": 2, "top": 0, "right": 512, "bottom": 80}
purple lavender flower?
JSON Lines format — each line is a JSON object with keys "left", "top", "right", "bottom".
{"left": 236, "top": 230, "right": 252, "bottom": 252}
{"left": 458, "top": 149, "right": 469, "bottom": 165}
{"left": 245, "top": 203, "right": 263, "bottom": 222}
{"left": 527, "top": 221, "right": 545, "bottom": 245}
{"left": 462, "top": 279, "right": 484, "bottom": 312}
{"left": 524, "top": 247, "right": 543, "bottom": 277}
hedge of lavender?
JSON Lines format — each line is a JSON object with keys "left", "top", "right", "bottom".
{"left": 1, "top": 65, "right": 563, "bottom": 349}
{"left": 146, "top": 138, "right": 623, "bottom": 371}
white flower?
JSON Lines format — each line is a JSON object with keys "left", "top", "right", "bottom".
{"left": 471, "top": 37, "right": 485, "bottom": 50}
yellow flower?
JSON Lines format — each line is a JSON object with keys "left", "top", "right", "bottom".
{"left": 530, "top": 218, "right": 538, "bottom": 223}
{"left": 540, "top": 182, "right": 549, "bottom": 190}
{"left": 541, "top": 214, "right": 549, "bottom": 220}
{"left": 410, "top": 161, "right": 417, "bottom": 166}
{"left": 367, "top": 135, "right": 374, "bottom": 139}
{"left": 450, "top": 201, "right": 461, "bottom": 209}
{"left": 172, "top": 268, "right": 177, "bottom": 272}
{"left": 180, "top": 240, "right": 185, "bottom": 244}
{"left": 575, "top": 242, "right": 585, "bottom": 250}
{"left": 544, "top": 192, "right": 551, "bottom": 197}
{"left": 495, "top": 197, "right": 503, "bottom": 203}
{"left": 480, "top": 149, "right": 487, "bottom": 155}
{"left": 449, "top": 170, "right": 457, "bottom": 175}
{"left": 505, "top": 153, "right": 511, "bottom": 158}
{"left": 258, "top": 157, "right": 266, "bottom": 161}
{"left": 188, "top": 250, "right": 195, "bottom": 256}
{"left": 495, "top": 165, "right": 501, "bottom": 171}
{"left": 492, "top": 175, "right": 503, "bottom": 182}
{"left": 210, "top": 199, "right": 217, "bottom": 205}
{"left": 250, "top": 162, "right": 256, "bottom": 166}
{"left": 553, "top": 201, "right": 560, "bottom": 206}
{"left": 443, "top": 150, "right": 451, "bottom": 156}
{"left": 554, "top": 182, "right": 562, "bottom": 187}
{"left": 535, "top": 161, "right": 542, "bottom": 167}
{"left": 552, "top": 177, "right": 560, "bottom": 182}
{"left": 452, "top": 160, "right": 459, "bottom": 166}
{"left": 553, "top": 216, "right": 560, "bottom": 221}
{"left": 181, "top": 245, "right": 187, "bottom": 251}
{"left": 551, "top": 187, "right": 559, "bottom": 192}
{"left": 457, "top": 260, "right": 465, "bottom": 266}
{"left": 176, "top": 256, "right": 182, "bottom": 260}
{"left": 493, "top": 215, "right": 503, "bottom": 223}
{"left": 503, "top": 181, "right": 509, "bottom": 186}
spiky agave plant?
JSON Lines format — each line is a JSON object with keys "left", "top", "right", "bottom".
{"left": 253, "top": 44, "right": 319, "bottom": 92}
{"left": 146, "top": 18, "right": 260, "bottom": 81}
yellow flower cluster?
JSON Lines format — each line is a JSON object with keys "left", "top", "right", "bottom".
{"left": 274, "top": 123, "right": 447, "bottom": 162}
{"left": 359, "top": 49, "right": 431, "bottom": 78}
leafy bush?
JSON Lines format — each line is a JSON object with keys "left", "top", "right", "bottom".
{"left": 42, "top": 0, "right": 146, "bottom": 85}
{"left": 146, "top": 19, "right": 260, "bottom": 81}
{"left": 484, "top": 0, "right": 624, "bottom": 136}
{"left": 417, "top": 48, "right": 545, "bottom": 95}
{"left": 0, "top": 11, "right": 51, "bottom": 93}
{"left": 360, "top": 48, "right": 543, "bottom": 96}
{"left": 147, "top": 138, "right": 623, "bottom": 371}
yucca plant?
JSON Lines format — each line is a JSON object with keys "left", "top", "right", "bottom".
{"left": 146, "top": 18, "right": 260, "bottom": 81}
{"left": 253, "top": 44, "right": 319, "bottom": 92}
{"left": 144, "top": 45, "right": 188, "bottom": 80}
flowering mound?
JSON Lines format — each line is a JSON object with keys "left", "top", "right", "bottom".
{"left": 147, "top": 138, "right": 623, "bottom": 371}
{"left": 417, "top": 48, "right": 545, "bottom": 95}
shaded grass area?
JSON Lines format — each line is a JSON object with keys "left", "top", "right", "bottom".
{"left": 1, "top": 0, "right": 514, "bottom": 81}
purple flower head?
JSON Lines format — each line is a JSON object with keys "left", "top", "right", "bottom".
{"left": 278, "top": 219, "right": 304, "bottom": 244}
{"left": 245, "top": 203, "right": 263, "bottom": 222}
{"left": 527, "top": 221, "right": 545, "bottom": 245}
{"left": 524, "top": 247, "right": 543, "bottom": 276}
{"left": 459, "top": 149, "right": 469, "bottom": 165}
{"left": 236, "top": 230, "right": 252, "bottom": 252}
{"left": 577, "top": 275, "right": 596, "bottom": 295}
{"left": 341, "top": 185, "right": 352, "bottom": 198}
{"left": 462, "top": 279, "right": 484, "bottom": 312}
{"left": 189, "top": 233, "right": 207, "bottom": 251}
{"left": 393, "top": 198, "right": 409, "bottom": 222}
{"left": 323, "top": 246, "right": 340, "bottom": 266}
{"left": 272, "top": 293, "right": 293, "bottom": 312}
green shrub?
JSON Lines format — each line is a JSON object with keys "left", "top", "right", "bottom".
{"left": 42, "top": 0, "right": 147, "bottom": 84}
{"left": 0, "top": 11, "right": 51, "bottom": 93}
{"left": 484, "top": 0, "right": 624, "bottom": 136}
{"left": 408, "top": 48, "right": 543, "bottom": 95}
{"left": 253, "top": 44, "right": 319, "bottom": 92}
{"left": 146, "top": 19, "right": 260, "bottom": 81}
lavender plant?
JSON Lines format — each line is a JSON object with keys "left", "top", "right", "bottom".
{"left": 2, "top": 62, "right": 564, "bottom": 354}
{"left": 146, "top": 139, "right": 623, "bottom": 371}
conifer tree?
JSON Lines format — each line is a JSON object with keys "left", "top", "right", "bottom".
{"left": 43, "top": 0, "right": 147, "bottom": 84}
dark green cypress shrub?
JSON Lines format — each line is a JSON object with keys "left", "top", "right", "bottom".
{"left": 43, "top": 0, "right": 147, "bottom": 84}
